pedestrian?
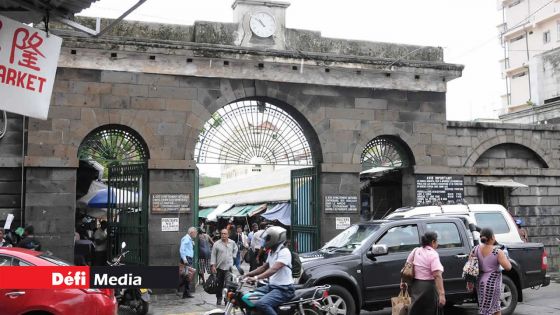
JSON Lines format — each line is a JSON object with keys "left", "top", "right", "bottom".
{"left": 243, "top": 226, "right": 294, "bottom": 315}
{"left": 0, "top": 228, "right": 12, "bottom": 247}
{"left": 248, "top": 222, "right": 258, "bottom": 245}
{"left": 401, "top": 231, "right": 445, "bottom": 315}
{"left": 178, "top": 227, "right": 198, "bottom": 299}
{"left": 93, "top": 220, "right": 108, "bottom": 266}
{"left": 210, "top": 228, "right": 238, "bottom": 306}
{"left": 231, "top": 225, "right": 248, "bottom": 275}
{"left": 474, "top": 228, "right": 512, "bottom": 315}
{"left": 17, "top": 225, "right": 41, "bottom": 251}
{"left": 515, "top": 219, "right": 529, "bottom": 242}
{"left": 249, "top": 223, "right": 267, "bottom": 271}
{"left": 197, "top": 228, "right": 214, "bottom": 285}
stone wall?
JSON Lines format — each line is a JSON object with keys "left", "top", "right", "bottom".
{"left": 0, "top": 113, "right": 24, "bottom": 231}
{"left": 448, "top": 121, "right": 560, "bottom": 271}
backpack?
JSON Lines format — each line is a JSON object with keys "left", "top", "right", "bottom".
{"left": 288, "top": 249, "right": 302, "bottom": 278}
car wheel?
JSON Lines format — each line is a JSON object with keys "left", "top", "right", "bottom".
{"left": 322, "top": 284, "right": 356, "bottom": 315}
{"left": 500, "top": 275, "right": 518, "bottom": 315}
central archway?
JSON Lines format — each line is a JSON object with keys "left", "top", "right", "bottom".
{"left": 194, "top": 98, "right": 322, "bottom": 252}
{"left": 195, "top": 99, "right": 314, "bottom": 166}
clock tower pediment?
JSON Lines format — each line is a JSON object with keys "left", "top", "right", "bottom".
{"left": 232, "top": 0, "right": 289, "bottom": 49}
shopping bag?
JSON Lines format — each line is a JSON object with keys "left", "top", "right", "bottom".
{"left": 179, "top": 263, "right": 196, "bottom": 282}
{"left": 401, "top": 247, "right": 418, "bottom": 284}
{"left": 391, "top": 288, "right": 411, "bottom": 315}
{"left": 462, "top": 246, "right": 480, "bottom": 282}
{"left": 203, "top": 273, "right": 220, "bottom": 294}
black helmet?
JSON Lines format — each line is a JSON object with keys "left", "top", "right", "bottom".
{"left": 263, "top": 226, "right": 287, "bottom": 250}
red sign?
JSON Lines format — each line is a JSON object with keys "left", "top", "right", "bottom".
{"left": 0, "top": 15, "right": 62, "bottom": 120}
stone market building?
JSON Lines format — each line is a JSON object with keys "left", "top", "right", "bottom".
{"left": 0, "top": 1, "right": 557, "bottom": 271}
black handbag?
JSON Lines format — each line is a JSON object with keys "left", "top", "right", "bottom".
{"left": 203, "top": 273, "right": 220, "bottom": 295}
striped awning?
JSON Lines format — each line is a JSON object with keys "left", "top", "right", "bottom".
{"left": 198, "top": 207, "right": 216, "bottom": 219}
{"left": 218, "top": 204, "right": 267, "bottom": 219}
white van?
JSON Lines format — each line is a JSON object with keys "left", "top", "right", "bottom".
{"left": 385, "top": 204, "right": 523, "bottom": 244}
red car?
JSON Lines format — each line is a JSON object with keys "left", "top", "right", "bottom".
{"left": 0, "top": 247, "right": 117, "bottom": 315}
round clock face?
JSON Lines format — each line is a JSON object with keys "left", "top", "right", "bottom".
{"left": 249, "top": 12, "right": 276, "bottom": 38}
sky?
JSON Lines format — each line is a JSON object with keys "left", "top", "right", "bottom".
{"left": 79, "top": 0, "right": 506, "bottom": 122}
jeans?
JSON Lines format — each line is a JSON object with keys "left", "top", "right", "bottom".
{"left": 253, "top": 284, "right": 295, "bottom": 315}
{"left": 234, "top": 249, "right": 244, "bottom": 274}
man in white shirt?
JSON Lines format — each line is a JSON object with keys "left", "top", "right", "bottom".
{"left": 249, "top": 223, "right": 266, "bottom": 271}
{"left": 211, "top": 229, "right": 238, "bottom": 305}
{"left": 244, "top": 226, "right": 294, "bottom": 315}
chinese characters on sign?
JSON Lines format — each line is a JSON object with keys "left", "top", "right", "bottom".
{"left": 416, "top": 175, "right": 464, "bottom": 205}
{"left": 325, "top": 195, "right": 358, "bottom": 213}
{"left": 161, "top": 218, "right": 179, "bottom": 232}
{"left": 151, "top": 194, "right": 190, "bottom": 213}
{"left": 0, "top": 16, "right": 62, "bottom": 119}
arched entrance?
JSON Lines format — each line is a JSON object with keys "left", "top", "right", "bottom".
{"left": 194, "top": 99, "right": 321, "bottom": 252}
{"left": 360, "top": 136, "right": 415, "bottom": 219}
{"left": 77, "top": 124, "right": 150, "bottom": 265}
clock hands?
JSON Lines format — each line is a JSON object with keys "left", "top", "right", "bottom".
{"left": 255, "top": 18, "right": 266, "bottom": 28}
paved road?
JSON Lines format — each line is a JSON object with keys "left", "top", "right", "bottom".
{"left": 119, "top": 280, "right": 560, "bottom": 315}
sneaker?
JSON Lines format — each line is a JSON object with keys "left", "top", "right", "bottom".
{"left": 216, "top": 298, "right": 222, "bottom": 305}
{"left": 182, "top": 294, "right": 194, "bottom": 299}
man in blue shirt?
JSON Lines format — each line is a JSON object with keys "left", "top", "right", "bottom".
{"left": 178, "top": 227, "right": 197, "bottom": 298}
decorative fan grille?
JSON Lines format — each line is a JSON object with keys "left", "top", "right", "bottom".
{"left": 195, "top": 100, "right": 313, "bottom": 165}
{"left": 361, "top": 137, "right": 409, "bottom": 170}
{"left": 78, "top": 125, "right": 149, "bottom": 166}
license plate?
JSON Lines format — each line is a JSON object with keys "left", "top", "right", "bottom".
{"left": 140, "top": 288, "right": 148, "bottom": 294}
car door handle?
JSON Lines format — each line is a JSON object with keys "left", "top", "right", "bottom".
{"left": 5, "top": 291, "right": 26, "bottom": 297}
{"left": 455, "top": 254, "right": 468, "bottom": 259}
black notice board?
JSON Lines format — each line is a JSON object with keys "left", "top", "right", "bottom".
{"left": 416, "top": 175, "right": 464, "bottom": 205}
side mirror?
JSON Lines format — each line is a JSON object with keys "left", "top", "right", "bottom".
{"left": 468, "top": 223, "right": 480, "bottom": 232}
{"left": 121, "top": 242, "right": 126, "bottom": 249}
{"left": 368, "top": 244, "right": 388, "bottom": 259}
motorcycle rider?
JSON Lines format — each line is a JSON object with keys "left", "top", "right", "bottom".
{"left": 243, "top": 226, "right": 294, "bottom": 315}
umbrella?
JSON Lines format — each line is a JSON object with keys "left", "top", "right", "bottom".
{"left": 77, "top": 181, "right": 140, "bottom": 209}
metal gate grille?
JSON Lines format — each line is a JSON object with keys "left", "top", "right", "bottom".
{"left": 107, "top": 163, "right": 149, "bottom": 265}
{"left": 290, "top": 166, "right": 320, "bottom": 253}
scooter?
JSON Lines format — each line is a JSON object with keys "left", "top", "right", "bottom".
{"left": 108, "top": 242, "right": 151, "bottom": 315}
{"left": 204, "top": 275, "right": 331, "bottom": 315}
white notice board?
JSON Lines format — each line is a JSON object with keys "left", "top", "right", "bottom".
{"left": 161, "top": 218, "right": 179, "bottom": 232}
{"left": 335, "top": 217, "right": 351, "bottom": 230}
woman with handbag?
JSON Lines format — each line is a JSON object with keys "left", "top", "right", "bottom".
{"left": 476, "top": 228, "right": 512, "bottom": 315}
{"left": 401, "top": 231, "right": 446, "bottom": 315}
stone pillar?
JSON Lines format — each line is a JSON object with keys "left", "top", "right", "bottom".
{"left": 319, "top": 172, "right": 361, "bottom": 246}
{"left": 25, "top": 167, "right": 76, "bottom": 262}
{"left": 148, "top": 168, "right": 195, "bottom": 266}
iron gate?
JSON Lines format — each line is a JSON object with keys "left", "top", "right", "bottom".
{"left": 107, "top": 162, "right": 149, "bottom": 265}
{"left": 290, "top": 166, "right": 320, "bottom": 253}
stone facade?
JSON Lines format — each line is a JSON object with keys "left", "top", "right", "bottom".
{"left": 0, "top": 7, "right": 557, "bottom": 272}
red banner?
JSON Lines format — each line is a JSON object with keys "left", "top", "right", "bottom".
{"left": 0, "top": 267, "right": 90, "bottom": 289}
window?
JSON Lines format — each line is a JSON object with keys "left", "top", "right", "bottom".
{"left": 426, "top": 223, "right": 463, "bottom": 248}
{"left": 0, "top": 255, "right": 11, "bottom": 266}
{"left": 12, "top": 259, "right": 31, "bottom": 266}
{"left": 474, "top": 212, "right": 510, "bottom": 234}
{"left": 544, "top": 31, "right": 551, "bottom": 44}
{"left": 376, "top": 225, "right": 420, "bottom": 253}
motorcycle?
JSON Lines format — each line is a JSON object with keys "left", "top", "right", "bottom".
{"left": 204, "top": 275, "right": 331, "bottom": 315}
{"left": 108, "top": 242, "right": 151, "bottom": 315}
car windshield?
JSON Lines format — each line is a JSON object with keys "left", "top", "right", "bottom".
{"left": 321, "top": 224, "right": 381, "bottom": 252}
{"left": 39, "top": 253, "right": 72, "bottom": 266}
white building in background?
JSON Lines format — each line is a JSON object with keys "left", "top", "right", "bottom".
{"left": 498, "top": 0, "right": 560, "bottom": 123}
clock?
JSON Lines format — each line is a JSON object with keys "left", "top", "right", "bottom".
{"left": 249, "top": 12, "right": 276, "bottom": 38}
